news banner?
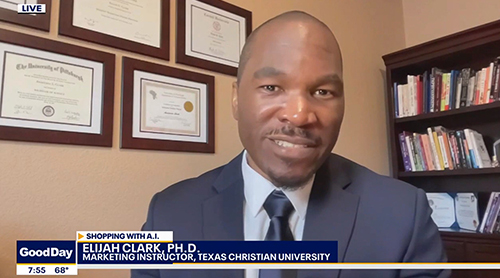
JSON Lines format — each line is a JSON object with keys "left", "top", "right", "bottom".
{"left": 17, "top": 231, "right": 500, "bottom": 275}
{"left": 17, "top": 231, "right": 338, "bottom": 275}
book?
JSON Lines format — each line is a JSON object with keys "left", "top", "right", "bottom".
{"left": 399, "top": 132, "right": 412, "bottom": 172}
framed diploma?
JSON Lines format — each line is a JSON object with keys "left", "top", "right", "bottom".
{"left": 426, "top": 192, "right": 480, "bottom": 231}
{"left": 121, "top": 57, "right": 214, "bottom": 153}
{"left": 176, "top": 0, "right": 252, "bottom": 76}
{"left": 59, "top": 0, "right": 169, "bottom": 60}
{"left": 0, "top": 29, "right": 115, "bottom": 147}
{"left": 0, "top": 0, "right": 51, "bottom": 31}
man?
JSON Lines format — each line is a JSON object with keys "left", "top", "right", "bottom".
{"left": 132, "top": 11, "right": 450, "bottom": 278}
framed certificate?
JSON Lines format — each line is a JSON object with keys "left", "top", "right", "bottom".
{"left": 59, "top": 0, "right": 169, "bottom": 60}
{"left": 176, "top": 0, "right": 252, "bottom": 76}
{"left": 0, "top": 29, "right": 115, "bottom": 147}
{"left": 121, "top": 57, "right": 214, "bottom": 153}
{"left": 0, "top": 0, "right": 51, "bottom": 31}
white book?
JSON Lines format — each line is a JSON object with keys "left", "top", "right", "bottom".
{"left": 479, "top": 68, "right": 486, "bottom": 104}
{"left": 397, "top": 84, "right": 404, "bottom": 118}
{"left": 455, "top": 74, "right": 462, "bottom": 109}
{"left": 435, "top": 126, "right": 450, "bottom": 169}
{"left": 472, "top": 130, "right": 492, "bottom": 168}
{"left": 408, "top": 76, "right": 415, "bottom": 116}
{"left": 403, "top": 84, "right": 410, "bottom": 117}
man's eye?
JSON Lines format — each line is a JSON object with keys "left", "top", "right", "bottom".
{"left": 262, "top": 85, "right": 278, "bottom": 92}
{"left": 314, "top": 89, "right": 332, "bottom": 97}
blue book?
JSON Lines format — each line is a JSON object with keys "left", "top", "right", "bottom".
{"left": 449, "top": 70, "right": 459, "bottom": 110}
{"left": 393, "top": 82, "right": 398, "bottom": 117}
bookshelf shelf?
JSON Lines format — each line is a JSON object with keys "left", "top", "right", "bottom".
{"left": 441, "top": 230, "right": 500, "bottom": 240}
{"left": 398, "top": 167, "right": 500, "bottom": 177}
{"left": 394, "top": 101, "right": 500, "bottom": 124}
{"left": 383, "top": 19, "right": 500, "bottom": 277}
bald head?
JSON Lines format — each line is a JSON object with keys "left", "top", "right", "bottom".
{"left": 236, "top": 11, "right": 342, "bottom": 84}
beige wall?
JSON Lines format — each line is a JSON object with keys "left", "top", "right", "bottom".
{"left": 403, "top": 0, "right": 500, "bottom": 46}
{"left": 0, "top": 1, "right": 405, "bottom": 277}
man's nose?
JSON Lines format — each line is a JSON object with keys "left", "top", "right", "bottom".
{"left": 277, "top": 94, "right": 318, "bottom": 127}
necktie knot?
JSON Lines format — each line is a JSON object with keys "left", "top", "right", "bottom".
{"left": 263, "top": 190, "right": 294, "bottom": 219}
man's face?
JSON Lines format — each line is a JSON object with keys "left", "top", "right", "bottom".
{"left": 233, "top": 21, "right": 344, "bottom": 189}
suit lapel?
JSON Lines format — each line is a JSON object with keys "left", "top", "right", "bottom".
{"left": 202, "top": 153, "right": 245, "bottom": 278}
{"left": 299, "top": 155, "right": 360, "bottom": 278}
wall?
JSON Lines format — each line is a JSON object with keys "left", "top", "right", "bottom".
{"left": 0, "top": 0, "right": 405, "bottom": 277}
{"left": 403, "top": 0, "right": 500, "bottom": 46}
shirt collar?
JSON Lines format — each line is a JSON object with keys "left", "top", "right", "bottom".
{"left": 241, "top": 150, "right": 314, "bottom": 220}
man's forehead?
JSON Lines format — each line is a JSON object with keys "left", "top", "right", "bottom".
{"left": 236, "top": 12, "right": 343, "bottom": 84}
{"left": 247, "top": 33, "right": 342, "bottom": 76}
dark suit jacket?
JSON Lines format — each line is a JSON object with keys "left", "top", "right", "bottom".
{"left": 132, "top": 152, "right": 450, "bottom": 278}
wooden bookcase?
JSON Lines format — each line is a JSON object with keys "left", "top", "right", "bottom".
{"left": 383, "top": 20, "right": 500, "bottom": 278}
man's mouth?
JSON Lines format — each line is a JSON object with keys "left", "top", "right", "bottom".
{"left": 272, "top": 139, "right": 308, "bottom": 148}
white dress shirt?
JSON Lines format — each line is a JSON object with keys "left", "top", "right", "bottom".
{"left": 241, "top": 150, "right": 314, "bottom": 278}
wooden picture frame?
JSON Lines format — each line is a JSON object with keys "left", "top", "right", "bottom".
{"left": 59, "top": 0, "right": 170, "bottom": 60}
{"left": 121, "top": 57, "right": 215, "bottom": 153}
{"left": 0, "top": 29, "right": 115, "bottom": 147}
{"left": 0, "top": 0, "right": 51, "bottom": 31}
{"left": 176, "top": 0, "right": 252, "bottom": 76}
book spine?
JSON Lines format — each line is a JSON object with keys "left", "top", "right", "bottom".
{"left": 423, "top": 71, "right": 429, "bottom": 113}
{"left": 455, "top": 71, "right": 462, "bottom": 109}
{"left": 399, "top": 133, "right": 412, "bottom": 172}
{"left": 484, "top": 62, "right": 494, "bottom": 103}
{"left": 416, "top": 134, "right": 428, "bottom": 171}
{"left": 394, "top": 82, "right": 399, "bottom": 117}
{"left": 441, "top": 73, "right": 449, "bottom": 111}
{"left": 480, "top": 193, "right": 496, "bottom": 232}
{"left": 436, "top": 128, "right": 450, "bottom": 169}
{"left": 422, "top": 134, "right": 435, "bottom": 171}
{"left": 487, "top": 199, "right": 500, "bottom": 233}
{"left": 427, "top": 127, "right": 442, "bottom": 170}
{"left": 402, "top": 85, "right": 407, "bottom": 117}
{"left": 467, "top": 74, "right": 476, "bottom": 107}
{"left": 477, "top": 69, "right": 485, "bottom": 105}
{"left": 490, "top": 59, "right": 498, "bottom": 103}
{"left": 456, "top": 130, "right": 469, "bottom": 169}
{"left": 405, "top": 134, "right": 416, "bottom": 171}
{"left": 485, "top": 194, "right": 500, "bottom": 233}
{"left": 434, "top": 71, "right": 442, "bottom": 112}
{"left": 464, "top": 129, "right": 478, "bottom": 168}
{"left": 449, "top": 70, "right": 456, "bottom": 110}
{"left": 413, "top": 133, "right": 425, "bottom": 171}
{"left": 460, "top": 68, "right": 470, "bottom": 108}
{"left": 430, "top": 68, "right": 436, "bottom": 112}
{"left": 472, "top": 130, "right": 492, "bottom": 168}
{"left": 473, "top": 71, "right": 480, "bottom": 105}
{"left": 463, "top": 135, "right": 472, "bottom": 168}
{"left": 432, "top": 128, "right": 445, "bottom": 170}
{"left": 450, "top": 132, "right": 462, "bottom": 169}
{"left": 445, "top": 131, "right": 457, "bottom": 169}
{"left": 493, "top": 57, "right": 500, "bottom": 101}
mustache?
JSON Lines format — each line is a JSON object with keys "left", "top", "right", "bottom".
{"left": 265, "top": 126, "right": 320, "bottom": 143}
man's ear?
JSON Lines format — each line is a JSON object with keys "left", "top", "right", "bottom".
{"left": 231, "top": 81, "right": 239, "bottom": 120}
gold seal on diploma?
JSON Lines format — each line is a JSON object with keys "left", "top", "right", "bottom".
{"left": 184, "top": 101, "right": 194, "bottom": 113}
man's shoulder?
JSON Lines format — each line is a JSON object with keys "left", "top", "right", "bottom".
{"left": 331, "top": 154, "right": 421, "bottom": 198}
{"left": 155, "top": 164, "right": 225, "bottom": 202}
